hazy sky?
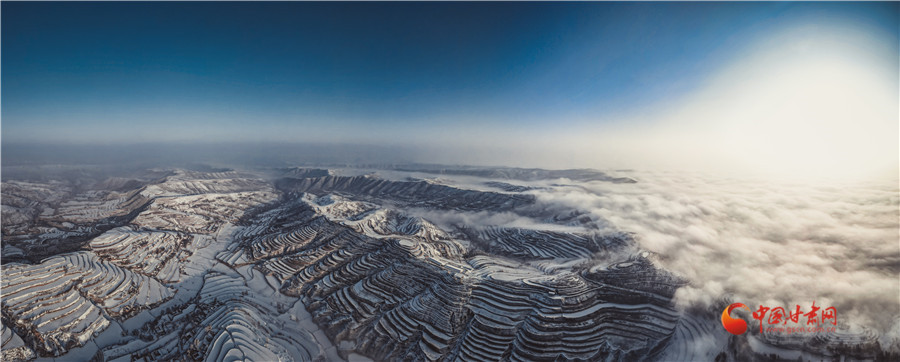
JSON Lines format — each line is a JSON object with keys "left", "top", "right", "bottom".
{"left": 2, "top": 2, "right": 897, "bottom": 180}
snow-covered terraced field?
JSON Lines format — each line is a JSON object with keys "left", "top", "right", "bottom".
{"left": 52, "top": 189, "right": 147, "bottom": 224}
{"left": 2, "top": 166, "right": 890, "bottom": 361}
{"left": 143, "top": 170, "right": 272, "bottom": 196}
{"left": 233, "top": 174, "right": 687, "bottom": 361}
{"left": 352, "top": 209, "right": 451, "bottom": 242}
{"left": 277, "top": 174, "right": 536, "bottom": 212}
{"left": 1, "top": 322, "right": 35, "bottom": 361}
{"left": 1, "top": 252, "right": 173, "bottom": 356}
{"left": 90, "top": 227, "right": 193, "bottom": 282}
{"left": 465, "top": 226, "right": 598, "bottom": 259}
{"left": 133, "top": 191, "right": 277, "bottom": 234}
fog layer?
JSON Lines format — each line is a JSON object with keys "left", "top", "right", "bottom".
{"left": 521, "top": 171, "right": 899, "bottom": 343}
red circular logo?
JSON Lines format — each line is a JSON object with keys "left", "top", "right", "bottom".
{"left": 721, "top": 303, "right": 750, "bottom": 335}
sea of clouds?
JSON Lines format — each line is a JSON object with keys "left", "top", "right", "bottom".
{"left": 526, "top": 170, "right": 899, "bottom": 343}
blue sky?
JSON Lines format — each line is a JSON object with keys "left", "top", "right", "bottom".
{"left": 2, "top": 2, "right": 897, "bottom": 152}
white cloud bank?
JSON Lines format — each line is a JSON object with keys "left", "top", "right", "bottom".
{"left": 530, "top": 171, "right": 899, "bottom": 343}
